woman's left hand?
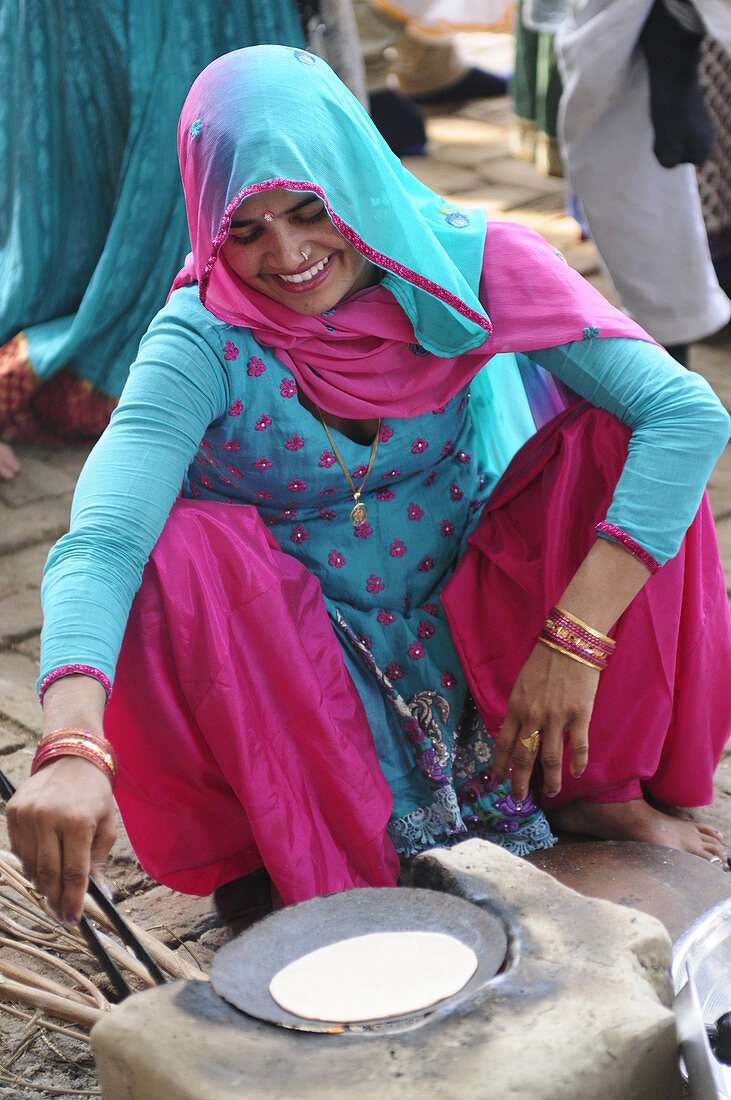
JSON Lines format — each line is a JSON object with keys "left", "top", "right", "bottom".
{"left": 491, "top": 641, "right": 601, "bottom": 803}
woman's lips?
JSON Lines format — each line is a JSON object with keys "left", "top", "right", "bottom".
{"left": 272, "top": 254, "right": 333, "bottom": 293}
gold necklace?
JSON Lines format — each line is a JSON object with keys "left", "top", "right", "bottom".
{"left": 317, "top": 410, "right": 381, "bottom": 526}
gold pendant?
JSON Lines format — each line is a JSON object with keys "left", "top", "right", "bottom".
{"left": 350, "top": 501, "right": 367, "bottom": 526}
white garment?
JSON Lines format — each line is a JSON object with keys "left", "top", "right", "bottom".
{"left": 368, "top": 0, "right": 514, "bottom": 33}
{"left": 556, "top": 0, "right": 731, "bottom": 345}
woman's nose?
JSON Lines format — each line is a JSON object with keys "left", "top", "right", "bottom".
{"left": 268, "top": 227, "right": 311, "bottom": 269}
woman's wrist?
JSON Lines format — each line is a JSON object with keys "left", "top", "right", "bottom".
{"left": 41, "top": 675, "right": 107, "bottom": 741}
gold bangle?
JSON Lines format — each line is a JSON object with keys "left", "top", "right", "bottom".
{"left": 553, "top": 605, "right": 614, "bottom": 646}
{"left": 538, "top": 635, "right": 606, "bottom": 672}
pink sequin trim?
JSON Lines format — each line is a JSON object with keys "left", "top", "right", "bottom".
{"left": 200, "top": 179, "right": 492, "bottom": 336}
{"left": 38, "top": 665, "right": 112, "bottom": 703}
{"left": 595, "top": 522, "right": 660, "bottom": 574}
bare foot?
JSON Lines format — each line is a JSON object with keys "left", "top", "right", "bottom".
{"left": 0, "top": 442, "right": 20, "bottom": 481}
{"left": 548, "top": 798, "right": 727, "bottom": 867}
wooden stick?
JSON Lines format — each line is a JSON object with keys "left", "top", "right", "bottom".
{"left": 0, "top": 978, "right": 104, "bottom": 1028}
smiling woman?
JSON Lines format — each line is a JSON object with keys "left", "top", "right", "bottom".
{"left": 6, "top": 46, "right": 731, "bottom": 931}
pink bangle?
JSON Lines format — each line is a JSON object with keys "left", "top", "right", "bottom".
{"left": 547, "top": 607, "right": 615, "bottom": 655}
{"left": 540, "top": 626, "right": 609, "bottom": 670}
{"left": 31, "top": 731, "right": 117, "bottom": 788}
{"left": 595, "top": 522, "right": 660, "bottom": 574}
{"left": 539, "top": 634, "right": 608, "bottom": 671}
{"left": 38, "top": 665, "right": 112, "bottom": 704}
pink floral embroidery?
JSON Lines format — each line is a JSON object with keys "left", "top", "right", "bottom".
{"left": 228, "top": 398, "right": 243, "bottom": 417}
{"left": 200, "top": 474, "right": 213, "bottom": 489}
{"left": 222, "top": 440, "right": 240, "bottom": 451}
{"left": 418, "top": 620, "right": 435, "bottom": 639}
{"left": 385, "top": 661, "right": 403, "bottom": 680}
{"left": 411, "top": 437, "right": 428, "bottom": 454}
{"left": 280, "top": 378, "right": 297, "bottom": 398}
{"left": 422, "top": 602, "right": 439, "bottom": 616}
{"left": 319, "top": 450, "right": 336, "bottom": 468}
{"left": 286, "top": 435, "right": 304, "bottom": 451}
{"left": 263, "top": 515, "right": 278, "bottom": 527}
{"left": 221, "top": 477, "right": 234, "bottom": 487}
{"left": 366, "top": 574, "right": 385, "bottom": 593}
{"left": 417, "top": 555, "right": 434, "bottom": 572}
{"left": 382, "top": 468, "right": 400, "bottom": 480}
{"left": 441, "top": 671, "right": 457, "bottom": 689}
{"left": 441, "top": 440, "right": 454, "bottom": 457}
{"left": 319, "top": 487, "right": 337, "bottom": 497}
{"left": 226, "top": 464, "right": 243, "bottom": 478}
{"left": 224, "top": 341, "right": 239, "bottom": 361}
{"left": 190, "top": 484, "right": 200, "bottom": 497}
{"left": 424, "top": 471, "right": 437, "bottom": 487}
{"left": 408, "top": 641, "right": 425, "bottom": 660}
{"left": 255, "top": 414, "right": 272, "bottom": 431}
{"left": 354, "top": 521, "right": 373, "bottom": 538}
{"left": 200, "top": 441, "right": 212, "bottom": 451}
{"left": 441, "top": 520, "right": 454, "bottom": 537}
{"left": 403, "top": 594, "right": 410, "bottom": 612}
{"left": 357, "top": 633, "right": 372, "bottom": 650}
{"left": 377, "top": 609, "right": 396, "bottom": 625}
{"left": 457, "top": 450, "right": 471, "bottom": 463}
{"left": 318, "top": 505, "right": 336, "bottom": 520}
{"left": 255, "top": 490, "right": 272, "bottom": 500}
{"left": 450, "top": 482, "right": 464, "bottom": 501}
{"left": 254, "top": 457, "right": 272, "bottom": 471}
{"left": 280, "top": 508, "right": 297, "bottom": 519}
{"left": 352, "top": 464, "right": 369, "bottom": 479}
{"left": 407, "top": 503, "right": 424, "bottom": 520}
{"left": 328, "top": 550, "right": 346, "bottom": 568}
{"left": 288, "top": 478, "right": 306, "bottom": 491}
{"left": 379, "top": 424, "right": 393, "bottom": 443}
{"left": 247, "top": 356, "right": 266, "bottom": 377}
{"left": 390, "top": 538, "right": 406, "bottom": 557}
{"left": 291, "top": 525, "right": 308, "bottom": 543}
{"left": 376, "top": 487, "right": 395, "bottom": 502}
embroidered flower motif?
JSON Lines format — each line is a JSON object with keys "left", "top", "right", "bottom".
{"left": 417, "top": 555, "right": 434, "bottom": 572}
{"left": 328, "top": 549, "right": 346, "bottom": 568}
{"left": 225, "top": 463, "right": 243, "bottom": 478}
{"left": 366, "top": 574, "right": 385, "bottom": 593}
{"left": 421, "top": 602, "right": 439, "bottom": 617}
{"left": 290, "top": 525, "right": 308, "bottom": 543}
{"left": 495, "top": 793, "right": 537, "bottom": 818}
{"left": 262, "top": 514, "right": 279, "bottom": 527}
{"left": 376, "top": 487, "right": 395, "bottom": 502}
{"left": 407, "top": 343, "right": 429, "bottom": 357}
{"left": 255, "top": 414, "right": 271, "bottom": 431}
{"left": 222, "top": 440, "right": 240, "bottom": 452}
{"left": 390, "top": 538, "right": 406, "bottom": 557}
{"left": 441, "top": 440, "right": 454, "bottom": 457}
{"left": 424, "top": 471, "right": 437, "bottom": 487}
{"left": 408, "top": 641, "right": 425, "bottom": 660}
{"left": 189, "top": 118, "right": 202, "bottom": 137}
{"left": 385, "top": 661, "right": 403, "bottom": 680}
{"left": 377, "top": 609, "right": 396, "bottom": 625}
{"left": 450, "top": 482, "right": 464, "bottom": 501}
{"left": 408, "top": 503, "right": 424, "bottom": 520}
{"left": 247, "top": 356, "right": 266, "bottom": 376}
{"left": 456, "top": 450, "right": 471, "bottom": 463}
{"left": 319, "top": 487, "right": 337, "bottom": 497}
{"left": 255, "top": 490, "right": 272, "bottom": 500}
{"left": 224, "top": 341, "right": 239, "bottom": 361}
{"left": 318, "top": 505, "right": 336, "bottom": 520}
{"left": 411, "top": 437, "right": 428, "bottom": 454}
{"left": 354, "top": 521, "right": 373, "bottom": 538}
{"left": 378, "top": 424, "right": 393, "bottom": 443}
{"left": 280, "top": 378, "right": 297, "bottom": 398}
{"left": 228, "top": 398, "right": 243, "bottom": 417}
{"left": 286, "top": 434, "right": 304, "bottom": 451}
{"left": 382, "top": 468, "right": 400, "bottom": 480}
{"left": 253, "top": 457, "right": 272, "bottom": 471}
{"left": 221, "top": 477, "right": 234, "bottom": 487}
{"left": 200, "top": 474, "right": 213, "bottom": 489}
{"left": 352, "top": 463, "right": 369, "bottom": 479}
{"left": 288, "top": 477, "right": 306, "bottom": 491}
{"left": 441, "top": 672, "right": 456, "bottom": 689}
{"left": 280, "top": 508, "right": 297, "bottom": 519}
{"left": 582, "top": 325, "right": 600, "bottom": 341}
{"left": 293, "top": 49, "right": 315, "bottom": 65}
{"left": 441, "top": 520, "right": 454, "bottom": 537}
{"left": 357, "top": 633, "right": 372, "bottom": 650}
{"left": 403, "top": 594, "right": 410, "bottom": 612}
{"left": 417, "top": 620, "right": 435, "bottom": 640}
{"left": 200, "top": 441, "right": 212, "bottom": 451}
{"left": 319, "top": 449, "right": 336, "bottom": 468}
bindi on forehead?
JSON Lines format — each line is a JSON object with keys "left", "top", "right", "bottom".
{"left": 231, "top": 194, "right": 321, "bottom": 229}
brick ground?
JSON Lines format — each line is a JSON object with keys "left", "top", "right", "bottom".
{"left": 0, "top": 78, "right": 730, "bottom": 1093}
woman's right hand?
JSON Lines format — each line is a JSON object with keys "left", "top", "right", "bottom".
{"left": 7, "top": 756, "right": 117, "bottom": 924}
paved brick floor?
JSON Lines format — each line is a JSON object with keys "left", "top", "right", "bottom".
{"left": 1, "top": 90, "right": 730, "bottom": 981}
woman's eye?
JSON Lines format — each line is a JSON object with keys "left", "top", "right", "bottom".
{"left": 229, "top": 231, "right": 259, "bottom": 247}
{"left": 298, "top": 206, "right": 327, "bottom": 224}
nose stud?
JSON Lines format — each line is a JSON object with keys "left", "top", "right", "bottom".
{"left": 263, "top": 210, "right": 275, "bottom": 222}
{"left": 301, "top": 248, "right": 310, "bottom": 261}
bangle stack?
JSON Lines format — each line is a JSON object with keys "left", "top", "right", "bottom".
{"left": 31, "top": 728, "right": 118, "bottom": 789}
{"left": 539, "top": 605, "right": 616, "bottom": 672}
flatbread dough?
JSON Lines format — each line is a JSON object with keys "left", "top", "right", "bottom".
{"left": 268, "top": 931, "right": 478, "bottom": 1022}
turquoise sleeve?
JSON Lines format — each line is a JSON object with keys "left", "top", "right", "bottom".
{"left": 38, "top": 305, "right": 230, "bottom": 689}
{"left": 530, "top": 338, "right": 730, "bottom": 564}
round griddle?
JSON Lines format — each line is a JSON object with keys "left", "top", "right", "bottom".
{"left": 210, "top": 887, "right": 508, "bottom": 1033}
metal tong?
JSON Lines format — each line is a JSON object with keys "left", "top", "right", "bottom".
{"left": 0, "top": 765, "right": 166, "bottom": 999}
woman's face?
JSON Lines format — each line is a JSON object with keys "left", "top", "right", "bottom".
{"left": 220, "top": 188, "right": 378, "bottom": 315}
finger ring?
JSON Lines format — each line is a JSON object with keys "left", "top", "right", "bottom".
{"left": 520, "top": 729, "right": 542, "bottom": 754}
{"left": 709, "top": 856, "right": 723, "bottom": 865}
